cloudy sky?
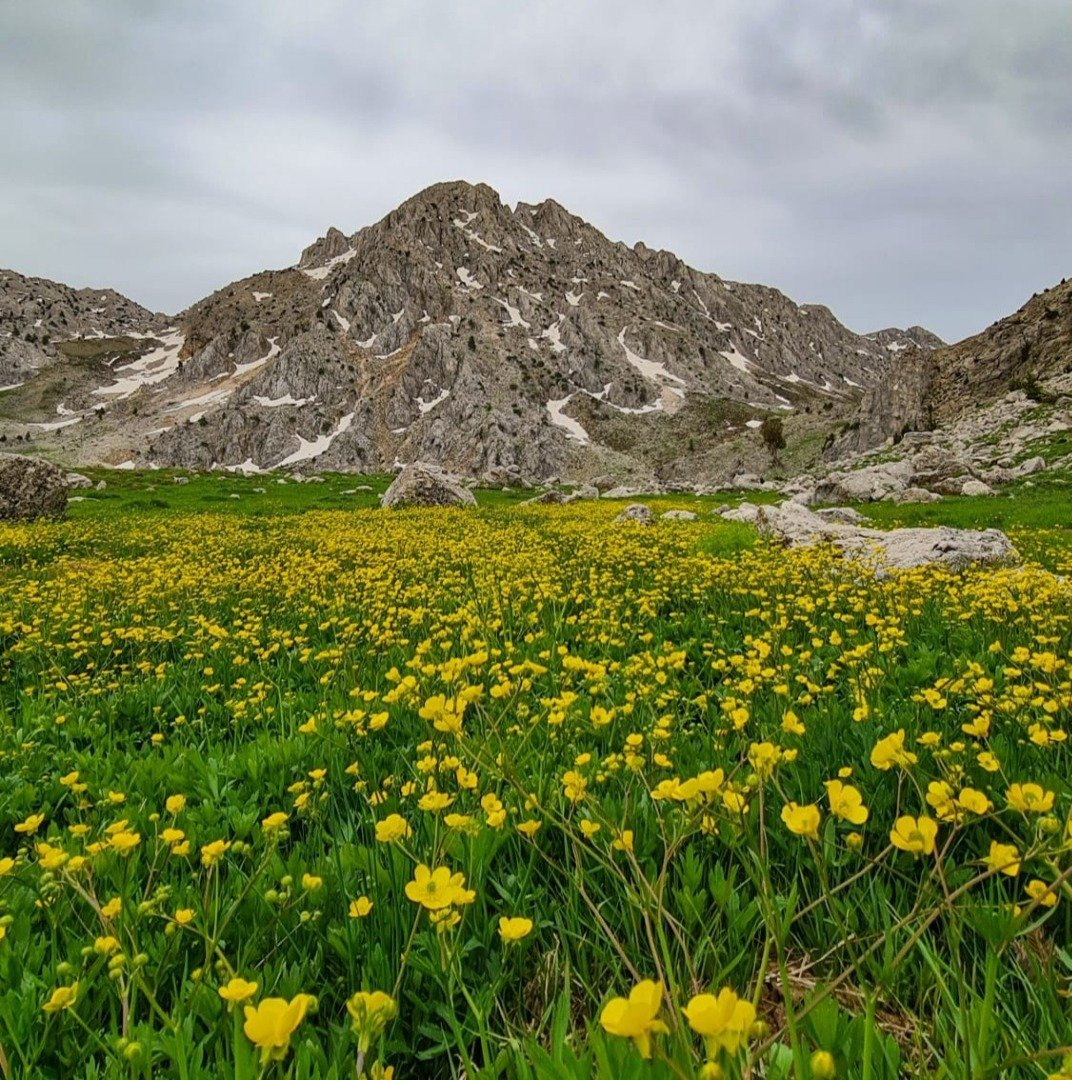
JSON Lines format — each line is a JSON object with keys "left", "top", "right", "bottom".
{"left": 1, "top": 1, "right": 1069, "bottom": 341}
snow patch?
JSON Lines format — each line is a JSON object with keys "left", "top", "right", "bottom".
{"left": 332, "top": 310, "right": 351, "bottom": 332}
{"left": 719, "top": 343, "right": 754, "bottom": 374}
{"left": 94, "top": 328, "right": 185, "bottom": 399}
{"left": 301, "top": 249, "right": 356, "bottom": 280}
{"left": 617, "top": 327, "right": 685, "bottom": 386}
{"left": 493, "top": 297, "right": 530, "bottom": 329}
{"left": 565, "top": 290, "right": 584, "bottom": 307}
{"left": 417, "top": 388, "right": 450, "bottom": 414}
{"left": 546, "top": 395, "right": 589, "bottom": 444}
{"left": 252, "top": 291, "right": 272, "bottom": 302}
{"left": 456, "top": 267, "right": 483, "bottom": 290}
{"left": 233, "top": 337, "right": 280, "bottom": 377}
{"left": 277, "top": 411, "right": 355, "bottom": 467}
{"left": 541, "top": 317, "right": 567, "bottom": 354}
{"left": 253, "top": 393, "right": 315, "bottom": 408}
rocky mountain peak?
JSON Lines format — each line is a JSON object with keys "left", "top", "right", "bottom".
{"left": 1, "top": 181, "right": 952, "bottom": 485}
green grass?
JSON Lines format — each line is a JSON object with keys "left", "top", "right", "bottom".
{"left": 0, "top": 473, "right": 1069, "bottom": 1078}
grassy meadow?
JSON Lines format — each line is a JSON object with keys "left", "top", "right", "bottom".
{"left": 0, "top": 471, "right": 1070, "bottom": 1078}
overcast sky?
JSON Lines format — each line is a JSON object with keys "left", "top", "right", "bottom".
{"left": 1, "top": 1, "right": 1069, "bottom": 341}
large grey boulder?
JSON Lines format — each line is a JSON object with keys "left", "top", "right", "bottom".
{"left": 909, "top": 445, "right": 976, "bottom": 495}
{"left": 661, "top": 509, "right": 698, "bottom": 521}
{"left": 526, "top": 490, "right": 573, "bottom": 505}
{"left": 380, "top": 463, "right": 476, "bottom": 509}
{"left": 65, "top": 472, "right": 93, "bottom": 490}
{"left": 741, "top": 501, "right": 1016, "bottom": 573}
{"left": 814, "top": 506, "right": 867, "bottom": 525}
{"left": 0, "top": 454, "right": 68, "bottom": 521}
{"left": 894, "top": 486, "right": 942, "bottom": 504}
{"left": 614, "top": 503, "right": 654, "bottom": 525}
{"left": 960, "top": 479, "right": 994, "bottom": 497}
{"left": 814, "top": 461, "right": 911, "bottom": 503}
{"left": 1016, "top": 456, "right": 1046, "bottom": 477}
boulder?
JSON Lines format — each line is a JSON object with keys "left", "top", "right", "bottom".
{"left": 813, "top": 462, "right": 909, "bottom": 503}
{"left": 894, "top": 487, "right": 942, "bottom": 504}
{"left": 960, "top": 479, "right": 994, "bottom": 497}
{"left": 65, "top": 472, "right": 93, "bottom": 489}
{"left": 526, "top": 490, "right": 573, "bottom": 505}
{"left": 380, "top": 463, "right": 477, "bottom": 509}
{"left": 909, "top": 445, "right": 975, "bottom": 495}
{"left": 573, "top": 484, "right": 600, "bottom": 499}
{"left": 720, "top": 503, "right": 762, "bottom": 524}
{"left": 1016, "top": 456, "right": 1046, "bottom": 477}
{"left": 731, "top": 472, "right": 764, "bottom": 491}
{"left": 742, "top": 501, "right": 1016, "bottom": 573}
{"left": 590, "top": 475, "right": 616, "bottom": 493}
{"left": 661, "top": 510, "right": 698, "bottom": 521}
{"left": 0, "top": 454, "right": 68, "bottom": 521}
{"left": 603, "top": 485, "right": 643, "bottom": 499}
{"left": 814, "top": 506, "right": 867, "bottom": 525}
{"left": 614, "top": 503, "right": 654, "bottom": 525}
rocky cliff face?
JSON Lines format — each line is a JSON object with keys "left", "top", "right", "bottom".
{"left": 1, "top": 181, "right": 941, "bottom": 482}
{"left": 835, "top": 278, "right": 1072, "bottom": 456}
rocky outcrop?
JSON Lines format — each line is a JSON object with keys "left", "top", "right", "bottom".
{"left": 614, "top": 504, "right": 654, "bottom": 525}
{"left": 380, "top": 462, "right": 476, "bottom": 508}
{"left": 837, "top": 277, "right": 1072, "bottom": 456}
{"left": 2, "top": 181, "right": 944, "bottom": 483}
{"left": 0, "top": 453, "right": 68, "bottom": 520}
{"left": 727, "top": 500, "right": 1016, "bottom": 572}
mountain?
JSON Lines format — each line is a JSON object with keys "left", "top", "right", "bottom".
{"left": 0, "top": 181, "right": 940, "bottom": 483}
{"left": 835, "top": 277, "right": 1072, "bottom": 456}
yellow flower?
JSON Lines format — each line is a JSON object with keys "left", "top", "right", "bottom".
{"left": 1006, "top": 783, "right": 1054, "bottom": 814}
{"left": 611, "top": 830, "right": 634, "bottom": 854}
{"left": 870, "top": 730, "right": 918, "bottom": 771}
{"left": 200, "top": 839, "right": 230, "bottom": 867}
{"left": 956, "top": 788, "right": 992, "bottom": 816}
{"left": 101, "top": 897, "right": 122, "bottom": 919}
{"left": 349, "top": 896, "right": 374, "bottom": 918}
{"left": 243, "top": 994, "right": 316, "bottom": 1064}
{"left": 374, "top": 814, "right": 412, "bottom": 843}
{"left": 781, "top": 802, "right": 821, "bottom": 840}
{"left": 889, "top": 815, "right": 938, "bottom": 857}
{"left": 174, "top": 908, "right": 195, "bottom": 925}
{"left": 498, "top": 916, "right": 533, "bottom": 942}
{"left": 43, "top": 982, "right": 79, "bottom": 1013}
{"left": 0, "top": 857, "right": 14, "bottom": 876}
{"left": 599, "top": 980, "right": 669, "bottom": 1059}
{"left": 561, "top": 770, "right": 588, "bottom": 803}
{"left": 781, "top": 709, "right": 806, "bottom": 736}
{"left": 165, "top": 795, "right": 186, "bottom": 815}
{"left": 683, "top": 986, "right": 756, "bottom": 1058}
{"left": 516, "top": 819, "right": 542, "bottom": 838}
{"left": 301, "top": 873, "right": 323, "bottom": 891}
{"left": 404, "top": 864, "right": 458, "bottom": 911}
{"left": 984, "top": 841, "right": 1020, "bottom": 877}
{"left": 1026, "top": 879, "right": 1058, "bottom": 908}
{"left": 14, "top": 813, "right": 44, "bottom": 835}
{"left": 747, "top": 742, "right": 780, "bottom": 779}
{"left": 261, "top": 812, "right": 289, "bottom": 834}
{"left": 811, "top": 1049, "right": 838, "bottom": 1079}
{"left": 219, "top": 977, "right": 259, "bottom": 1007}
{"left": 824, "top": 780, "right": 868, "bottom": 825}
{"left": 346, "top": 990, "right": 396, "bottom": 1052}
{"left": 418, "top": 790, "right": 454, "bottom": 813}
{"left": 579, "top": 820, "right": 601, "bottom": 839}
{"left": 108, "top": 830, "right": 141, "bottom": 855}
{"left": 93, "top": 936, "right": 121, "bottom": 955}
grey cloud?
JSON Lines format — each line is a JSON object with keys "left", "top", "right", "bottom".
{"left": 0, "top": 0, "right": 1069, "bottom": 339}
